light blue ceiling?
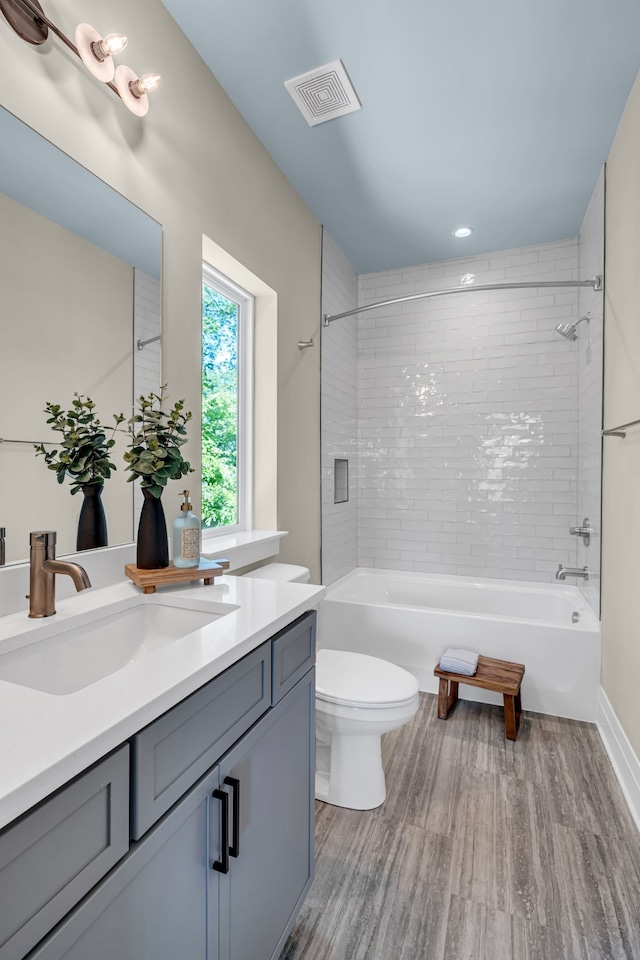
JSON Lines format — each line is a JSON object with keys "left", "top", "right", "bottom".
{"left": 161, "top": 0, "right": 640, "bottom": 274}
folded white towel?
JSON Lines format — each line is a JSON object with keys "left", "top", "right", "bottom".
{"left": 439, "top": 648, "right": 479, "bottom": 677}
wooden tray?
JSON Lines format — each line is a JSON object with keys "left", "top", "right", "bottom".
{"left": 125, "top": 558, "right": 230, "bottom": 594}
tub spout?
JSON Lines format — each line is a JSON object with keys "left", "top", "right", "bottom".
{"left": 556, "top": 565, "right": 589, "bottom": 581}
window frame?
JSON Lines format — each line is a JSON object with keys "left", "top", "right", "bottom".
{"left": 201, "top": 261, "right": 254, "bottom": 537}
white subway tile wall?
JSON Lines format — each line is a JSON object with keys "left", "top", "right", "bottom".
{"left": 321, "top": 233, "right": 359, "bottom": 584}
{"left": 357, "top": 240, "right": 581, "bottom": 581}
{"left": 133, "top": 269, "right": 162, "bottom": 529}
{"left": 577, "top": 167, "right": 605, "bottom": 614}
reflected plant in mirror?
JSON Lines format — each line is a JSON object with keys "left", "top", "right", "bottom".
{"left": 34, "top": 395, "right": 124, "bottom": 493}
{"left": 34, "top": 395, "right": 125, "bottom": 551}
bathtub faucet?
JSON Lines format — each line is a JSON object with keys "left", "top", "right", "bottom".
{"left": 556, "top": 564, "right": 589, "bottom": 581}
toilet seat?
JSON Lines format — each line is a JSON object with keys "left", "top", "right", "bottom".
{"left": 316, "top": 649, "right": 419, "bottom": 709}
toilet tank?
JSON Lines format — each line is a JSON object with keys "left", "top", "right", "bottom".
{"left": 242, "top": 563, "right": 311, "bottom": 583}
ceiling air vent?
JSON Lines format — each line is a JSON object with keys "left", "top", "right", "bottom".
{"left": 284, "top": 59, "right": 361, "bottom": 127}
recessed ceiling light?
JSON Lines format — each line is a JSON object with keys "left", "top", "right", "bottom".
{"left": 453, "top": 226, "right": 473, "bottom": 238}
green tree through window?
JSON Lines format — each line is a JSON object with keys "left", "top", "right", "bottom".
{"left": 202, "top": 283, "right": 238, "bottom": 527}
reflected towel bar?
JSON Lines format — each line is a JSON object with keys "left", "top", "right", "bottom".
{"left": 0, "top": 437, "right": 52, "bottom": 446}
{"left": 137, "top": 334, "right": 162, "bottom": 350}
{"left": 602, "top": 417, "right": 640, "bottom": 439}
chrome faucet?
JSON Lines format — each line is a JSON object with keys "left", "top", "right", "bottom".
{"left": 556, "top": 564, "right": 589, "bottom": 581}
{"left": 28, "top": 531, "right": 91, "bottom": 618}
{"left": 569, "top": 518, "right": 593, "bottom": 547}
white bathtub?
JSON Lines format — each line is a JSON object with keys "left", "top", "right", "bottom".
{"left": 319, "top": 568, "right": 601, "bottom": 721}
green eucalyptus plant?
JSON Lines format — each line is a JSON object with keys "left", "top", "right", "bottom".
{"left": 124, "top": 387, "right": 193, "bottom": 498}
{"left": 34, "top": 394, "right": 124, "bottom": 494}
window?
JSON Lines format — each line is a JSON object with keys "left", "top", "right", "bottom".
{"left": 202, "top": 263, "right": 253, "bottom": 533}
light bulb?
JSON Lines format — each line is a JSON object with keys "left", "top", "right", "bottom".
{"left": 98, "top": 33, "right": 128, "bottom": 58}
{"left": 75, "top": 23, "right": 125, "bottom": 81}
{"left": 115, "top": 65, "right": 161, "bottom": 116}
{"left": 132, "top": 73, "right": 162, "bottom": 97}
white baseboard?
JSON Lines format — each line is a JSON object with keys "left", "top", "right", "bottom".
{"left": 596, "top": 687, "right": 640, "bottom": 833}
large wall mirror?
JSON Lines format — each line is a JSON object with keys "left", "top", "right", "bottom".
{"left": 0, "top": 107, "right": 162, "bottom": 564}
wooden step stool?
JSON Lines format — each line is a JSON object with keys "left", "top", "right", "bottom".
{"left": 434, "top": 655, "right": 525, "bottom": 740}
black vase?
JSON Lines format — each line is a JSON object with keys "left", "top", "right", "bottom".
{"left": 77, "top": 483, "right": 108, "bottom": 551}
{"left": 137, "top": 487, "right": 169, "bottom": 569}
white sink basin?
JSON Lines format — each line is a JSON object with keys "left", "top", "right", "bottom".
{"left": 0, "top": 596, "right": 234, "bottom": 695}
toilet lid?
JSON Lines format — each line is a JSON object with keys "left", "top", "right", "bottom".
{"left": 316, "top": 649, "right": 419, "bottom": 708}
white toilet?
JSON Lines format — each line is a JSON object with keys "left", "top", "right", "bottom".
{"left": 242, "top": 563, "right": 420, "bottom": 810}
{"left": 315, "top": 649, "right": 419, "bottom": 810}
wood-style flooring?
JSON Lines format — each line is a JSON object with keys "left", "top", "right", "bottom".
{"left": 282, "top": 693, "right": 640, "bottom": 960}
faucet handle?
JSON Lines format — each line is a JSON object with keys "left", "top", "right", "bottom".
{"left": 30, "top": 531, "right": 57, "bottom": 551}
{"left": 30, "top": 531, "right": 57, "bottom": 543}
{"left": 568, "top": 518, "right": 592, "bottom": 546}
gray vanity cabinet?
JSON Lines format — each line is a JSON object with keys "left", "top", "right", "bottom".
{"left": 25, "top": 611, "right": 316, "bottom": 960}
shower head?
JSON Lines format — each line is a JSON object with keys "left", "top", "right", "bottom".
{"left": 555, "top": 315, "right": 591, "bottom": 341}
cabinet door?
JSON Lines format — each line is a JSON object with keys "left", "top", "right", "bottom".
{"left": 29, "top": 765, "right": 222, "bottom": 960}
{"left": 218, "top": 669, "right": 315, "bottom": 960}
{"left": 0, "top": 747, "right": 129, "bottom": 960}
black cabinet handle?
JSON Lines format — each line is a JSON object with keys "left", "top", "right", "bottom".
{"left": 224, "top": 776, "right": 240, "bottom": 858}
{"left": 211, "top": 788, "right": 229, "bottom": 874}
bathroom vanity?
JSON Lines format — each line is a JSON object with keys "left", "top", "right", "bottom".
{"left": 0, "top": 576, "right": 322, "bottom": 960}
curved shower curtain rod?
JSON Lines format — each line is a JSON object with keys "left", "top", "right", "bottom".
{"left": 322, "top": 276, "right": 602, "bottom": 326}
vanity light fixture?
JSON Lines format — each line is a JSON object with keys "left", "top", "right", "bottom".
{"left": 75, "top": 23, "right": 128, "bottom": 83}
{"left": 0, "top": 0, "right": 161, "bottom": 115}
{"left": 115, "top": 66, "right": 162, "bottom": 117}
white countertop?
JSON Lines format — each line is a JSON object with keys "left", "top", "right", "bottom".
{"left": 0, "top": 575, "right": 325, "bottom": 831}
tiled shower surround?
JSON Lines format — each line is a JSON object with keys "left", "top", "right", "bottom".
{"left": 356, "top": 240, "right": 581, "bottom": 582}
{"left": 321, "top": 233, "right": 359, "bottom": 585}
{"left": 322, "top": 187, "right": 604, "bottom": 601}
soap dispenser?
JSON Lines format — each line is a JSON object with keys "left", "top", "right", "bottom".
{"left": 173, "top": 490, "right": 201, "bottom": 568}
